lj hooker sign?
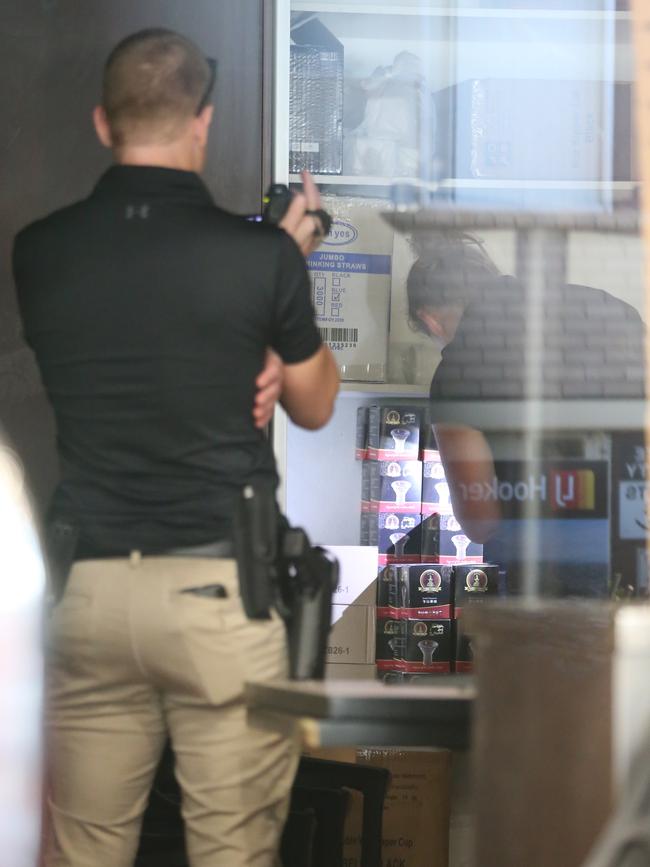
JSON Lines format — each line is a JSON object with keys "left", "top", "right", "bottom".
{"left": 456, "top": 460, "right": 608, "bottom": 520}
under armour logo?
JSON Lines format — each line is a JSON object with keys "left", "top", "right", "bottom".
{"left": 126, "top": 204, "right": 150, "bottom": 220}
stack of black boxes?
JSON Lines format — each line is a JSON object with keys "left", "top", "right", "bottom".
{"left": 357, "top": 404, "right": 499, "bottom": 679}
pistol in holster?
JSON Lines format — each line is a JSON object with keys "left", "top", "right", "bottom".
{"left": 233, "top": 485, "right": 338, "bottom": 680}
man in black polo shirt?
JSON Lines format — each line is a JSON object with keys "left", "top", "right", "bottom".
{"left": 13, "top": 29, "right": 339, "bottom": 867}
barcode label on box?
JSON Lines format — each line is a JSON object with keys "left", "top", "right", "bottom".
{"left": 319, "top": 327, "right": 359, "bottom": 346}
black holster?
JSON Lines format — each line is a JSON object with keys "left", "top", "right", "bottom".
{"left": 233, "top": 485, "right": 338, "bottom": 680}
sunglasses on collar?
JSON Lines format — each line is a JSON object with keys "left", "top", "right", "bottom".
{"left": 196, "top": 57, "right": 217, "bottom": 115}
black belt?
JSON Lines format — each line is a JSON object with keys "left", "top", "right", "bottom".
{"left": 77, "top": 539, "right": 234, "bottom": 561}
{"left": 164, "top": 539, "right": 234, "bottom": 558}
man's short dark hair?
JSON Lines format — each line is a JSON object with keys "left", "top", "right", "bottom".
{"left": 407, "top": 232, "right": 500, "bottom": 333}
{"left": 102, "top": 28, "right": 212, "bottom": 147}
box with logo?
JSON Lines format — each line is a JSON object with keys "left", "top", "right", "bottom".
{"left": 420, "top": 512, "right": 484, "bottom": 564}
{"left": 368, "top": 459, "right": 422, "bottom": 513}
{"left": 397, "top": 563, "right": 454, "bottom": 620}
{"left": 370, "top": 511, "right": 423, "bottom": 565}
{"left": 307, "top": 197, "right": 392, "bottom": 381}
{"left": 355, "top": 406, "right": 369, "bottom": 460}
{"left": 367, "top": 405, "right": 422, "bottom": 461}
{"left": 403, "top": 619, "right": 452, "bottom": 674}
{"left": 454, "top": 564, "right": 499, "bottom": 616}
{"left": 375, "top": 615, "right": 406, "bottom": 672}
{"left": 454, "top": 613, "right": 474, "bottom": 674}
{"left": 422, "top": 459, "right": 452, "bottom": 515}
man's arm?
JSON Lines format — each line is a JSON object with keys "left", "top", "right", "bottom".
{"left": 434, "top": 423, "right": 501, "bottom": 543}
{"left": 253, "top": 350, "right": 283, "bottom": 429}
{"left": 281, "top": 344, "right": 339, "bottom": 430}
{"left": 279, "top": 171, "right": 326, "bottom": 257}
{"left": 252, "top": 171, "right": 329, "bottom": 427}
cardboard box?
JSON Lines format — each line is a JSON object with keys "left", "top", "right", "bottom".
{"left": 324, "top": 662, "right": 376, "bottom": 681}
{"left": 323, "top": 545, "right": 378, "bottom": 606}
{"left": 367, "top": 405, "right": 422, "bottom": 461}
{"left": 307, "top": 197, "right": 392, "bottom": 381}
{"left": 420, "top": 512, "right": 484, "bottom": 564}
{"left": 358, "top": 749, "right": 452, "bottom": 867}
{"left": 403, "top": 619, "right": 452, "bottom": 673}
{"left": 328, "top": 604, "right": 375, "bottom": 665}
{"left": 368, "top": 460, "right": 423, "bottom": 513}
{"left": 302, "top": 748, "right": 452, "bottom": 867}
{"left": 397, "top": 563, "right": 454, "bottom": 620}
{"left": 454, "top": 563, "right": 499, "bottom": 616}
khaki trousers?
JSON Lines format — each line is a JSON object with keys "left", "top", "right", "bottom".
{"left": 44, "top": 555, "right": 299, "bottom": 867}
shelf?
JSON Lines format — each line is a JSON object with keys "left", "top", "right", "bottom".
{"left": 382, "top": 207, "right": 640, "bottom": 234}
{"left": 339, "top": 382, "right": 430, "bottom": 397}
{"left": 291, "top": 2, "right": 630, "bottom": 22}
{"left": 335, "top": 389, "right": 646, "bottom": 430}
{"left": 290, "top": 174, "right": 421, "bottom": 187}
{"left": 291, "top": 174, "right": 639, "bottom": 191}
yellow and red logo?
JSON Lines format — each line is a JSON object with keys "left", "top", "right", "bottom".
{"left": 550, "top": 470, "right": 596, "bottom": 511}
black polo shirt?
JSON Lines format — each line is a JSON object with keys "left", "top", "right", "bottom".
{"left": 13, "top": 165, "right": 321, "bottom": 556}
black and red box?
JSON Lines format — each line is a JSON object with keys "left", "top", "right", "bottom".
{"left": 396, "top": 563, "right": 453, "bottom": 620}
{"left": 454, "top": 563, "right": 499, "bottom": 615}
{"left": 375, "top": 615, "right": 406, "bottom": 672}
{"left": 420, "top": 512, "right": 484, "bottom": 564}
{"left": 368, "top": 460, "right": 422, "bottom": 513}
{"left": 367, "top": 405, "right": 422, "bottom": 461}
{"left": 402, "top": 619, "right": 452, "bottom": 674}
{"left": 370, "top": 511, "right": 423, "bottom": 565}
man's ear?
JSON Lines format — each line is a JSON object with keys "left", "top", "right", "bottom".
{"left": 417, "top": 307, "right": 446, "bottom": 340}
{"left": 93, "top": 106, "right": 113, "bottom": 149}
{"left": 195, "top": 105, "right": 214, "bottom": 146}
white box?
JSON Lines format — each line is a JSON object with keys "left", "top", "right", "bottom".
{"left": 328, "top": 604, "right": 376, "bottom": 665}
{"left": 307, "top": 196, "right": 392, "bottom": 381}
{"left": 324, "top": 545, "right": 378, "bottom": 607}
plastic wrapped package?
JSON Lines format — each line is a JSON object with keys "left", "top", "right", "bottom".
{"left": 290, "top": 44, "right": 343, "bottom": 175}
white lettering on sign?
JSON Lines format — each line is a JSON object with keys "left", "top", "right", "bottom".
{"left": 457, "top": 475, "right": 547, "bottom": 503}
{"left": 619, "top": 481, "right": 650, "bottom": 540}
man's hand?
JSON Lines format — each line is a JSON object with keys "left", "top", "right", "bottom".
{"left": 279, "top": 171, "right": 327, "bottom": 257}
{"left": 254, "top": 349, "right": 284, "bottom": 429}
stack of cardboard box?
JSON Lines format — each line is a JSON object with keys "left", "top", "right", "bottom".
{"left": 357, "top": 404, "right": 498, "bottom": 679}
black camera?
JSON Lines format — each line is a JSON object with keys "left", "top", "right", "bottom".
{"left": 262, "top": 183, "right": 332, "bottom": 238}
